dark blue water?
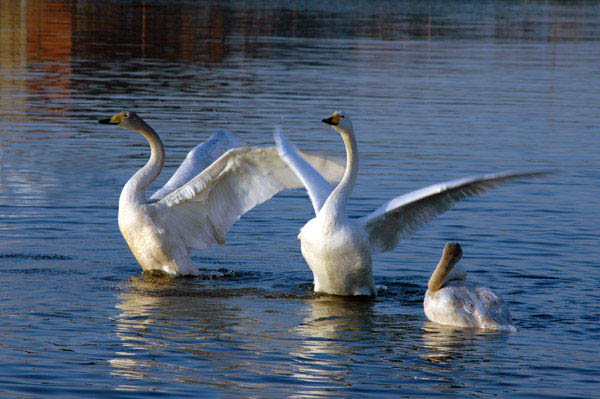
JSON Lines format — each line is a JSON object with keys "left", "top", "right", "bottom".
{"left": 1, "top": 1, "right": 599, "bottom": 397}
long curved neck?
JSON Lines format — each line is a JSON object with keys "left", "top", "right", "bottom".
{"left": 428, "top": 243, "right": 463, "bottom": 292}
{"left": 320, "top": 128, "right": 358, "bottom": 221}
{"left": 120, "top": 121, "right": 165, "bottom": 206}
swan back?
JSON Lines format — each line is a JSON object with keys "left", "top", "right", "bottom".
{"left": 424, "top": 281, "right": 515, "bottom": 331}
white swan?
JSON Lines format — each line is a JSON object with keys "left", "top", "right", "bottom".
{"left": 424, "top": 242, "right": 515, "bottom": 331}
{"left": 275, "top": 110, "right": 546, "bottom": 296}
{"left": 99, "top": 111, "right": 344, "bottom": 276}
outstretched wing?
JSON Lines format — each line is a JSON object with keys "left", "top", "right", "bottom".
{"left": 274, "top": 128, "right": 338, "bottom": 214}
{"left": 359, "top": 170, "right": 550, "bottom": 253}
{"left": 150, "top": 129, "right": 247, "bottom": 201}
{"left": 152, "top": 146, "right": 345, "bottom": 250}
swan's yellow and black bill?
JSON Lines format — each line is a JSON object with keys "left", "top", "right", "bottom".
{"left": 322, "top": 113, "right": 341, "bottom": 126}
{"left": 98, "top": 112, "right": 125, "bottom": 125}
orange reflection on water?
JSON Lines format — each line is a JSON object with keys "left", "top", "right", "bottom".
{"left": 0, "top": 0, "right": 73, "bottom": 121}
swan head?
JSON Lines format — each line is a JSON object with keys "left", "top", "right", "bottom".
{"left": 98, "top": 111, "right": 144, "bottom": 131}
{"left": 322, "top": 111, "right": 353, "bottom": 135}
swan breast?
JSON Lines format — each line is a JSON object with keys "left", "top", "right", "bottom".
{"left": 118, "top": 203, "right": 180, "bottom": 272}
{"left": 299, "top": 217, "right": 374, "bottom": 296}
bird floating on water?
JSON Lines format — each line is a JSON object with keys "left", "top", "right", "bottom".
{"left": 275, "top": 110, "right": 547, "bottom": 296}
{"left": 99, "top": 111, "right": 344, "bottom": 276}
{"left": 424, "top": 242, "right": 515, "bottom": 331}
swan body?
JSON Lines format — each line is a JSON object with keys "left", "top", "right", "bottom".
{"left": 275, "top": 110, "right": 547, "bottom": 296}
{"left": 424, "top": 242, "right": 515, "bottom": 331}
{"left": 300, "top": 215, "right": 374, "bottom": 295}
{"left": 99, "top": 111, "right": 344, "bottom": 276}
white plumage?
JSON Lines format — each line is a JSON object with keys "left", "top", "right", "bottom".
{"left": 424, "top": 242, "right": 515, "bottom": 331}
{"left": 275, "top": 110, "right": 547, "bottom": 296}
{"left": 99, "top": 111, "right": 344, "bottom": 276}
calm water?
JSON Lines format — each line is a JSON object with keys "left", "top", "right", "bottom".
{"left": 1, "top": 1, "right": 599, "bottom": 397}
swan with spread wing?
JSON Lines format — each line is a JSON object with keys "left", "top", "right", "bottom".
{"left": 275, "top": 110, "right": 547, "bottom": 296}
{"left": 99, "top": 111, "right": 344, "bottom": 276}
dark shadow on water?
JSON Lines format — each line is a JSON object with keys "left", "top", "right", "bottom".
{"left": 121, "top": 268, "right": 328, "bottom": 301}
{"left": 0, "top": 252, "right": 83, "bottom": 276}
{"left": 0, "top": 253, "right": 73, "bottom": 261}
{"left": 122, "top": 270, "right": 273, "bottom": 298}
{"left": 120, "top": 268, "right": 432, "bottom": 304}
{"left": 377, "top": 276, "right": 426, "bottom": 305}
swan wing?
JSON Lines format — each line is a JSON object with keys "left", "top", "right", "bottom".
{"left": 150, "top": 129, "right": 247, "bottom": 201}
{"left": 153, "top": 146, "right": 344, "bottom": 250}
{"left": 274, "top": 128, "right": 338, "bottom": 214}
{"left": 360, "top": 170, "right": 550, "bottom": 253}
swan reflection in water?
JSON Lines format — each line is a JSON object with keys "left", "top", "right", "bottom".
{"left": 420, "top": 321, "right": 511, "bottom": 365}
{"left": 111, "top": 275, "right": 511, "bottom": 396}
{"left": 110, "top": 273, "right": 246, "bottom": 389}
{"left": 289, "top": 296, "right": 378, "bottom": 398}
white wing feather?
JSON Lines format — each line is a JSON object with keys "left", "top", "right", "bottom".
{"left": 274, "top": 129, "right": 336, "bottom": 214}
{"left": 150, "top": 129, "right": 247, "bottom": 201}
{"left": 152, "top": 146, "right": 345, "bottom": 250}
{"left": 360, "top": 170, "right": 550, "bottom": 253}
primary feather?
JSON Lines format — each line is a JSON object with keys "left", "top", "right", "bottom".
{"left": 274, "top": 128, "right": 335, "bottom": 213}
{"left": 154, "top": 147, "right": 318, "bottom": 249}
{"left": 150, "top": 128, "right": 247, "bottom": 201}
{"left": 360, "top": 170, "right": 550, "bottom": 253}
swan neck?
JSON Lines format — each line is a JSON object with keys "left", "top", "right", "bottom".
{"left": 121, "top": 121, "right": 165, "bottom": 206}
{"left": 320, "top": 128, "right": 358, "bottom": 220}
{"left": 428, "top": 244, "right": 463, "bottom": 292}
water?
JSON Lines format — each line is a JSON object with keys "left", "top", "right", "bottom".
{"left": 1, "top": 1, "right": 599, "bottom": 397}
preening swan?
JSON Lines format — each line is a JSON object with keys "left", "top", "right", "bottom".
{"left": 275, "top": 110, "right": 547, "bottom": 296}
{"left": 99, "top": 111, "right": 344, "bottom": 276}
{"left": 424, "top": 242, "right": 515, "bottom": 331}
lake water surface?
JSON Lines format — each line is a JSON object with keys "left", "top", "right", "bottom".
{"left": 1, "top": 1, "right": 599, "bottom": 397}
